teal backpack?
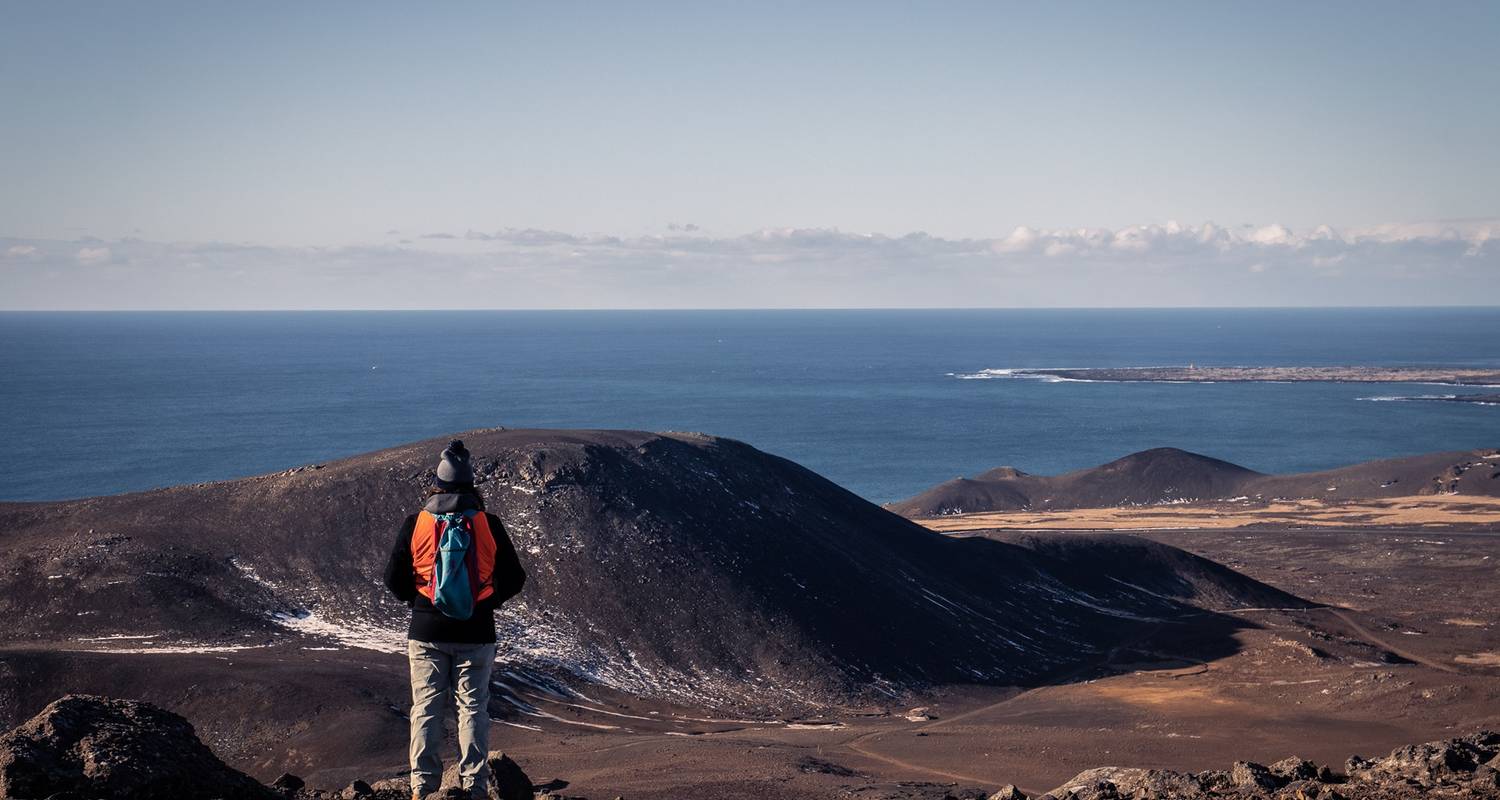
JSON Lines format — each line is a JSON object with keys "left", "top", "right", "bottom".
{"left": 430, "top": 510, "right": 477, "bottom": 620}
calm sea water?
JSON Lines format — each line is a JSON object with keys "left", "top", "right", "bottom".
{"left": 2, "top": 308, "right": 1497, "bottom": 503}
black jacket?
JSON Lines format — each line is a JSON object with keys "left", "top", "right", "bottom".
{"left": 382, "top": 493, "right": 527, "bottom": 644}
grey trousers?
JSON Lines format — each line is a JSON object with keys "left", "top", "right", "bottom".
{"left": 407, "top": 640, "right": 497, "bottom": 793}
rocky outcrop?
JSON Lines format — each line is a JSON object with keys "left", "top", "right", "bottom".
{"left": 0, "top": 695, "right": 553, "bottom": 800}
{"left": 1344, "top": 730, "right": 1500, "bottom": 793}
{"left": 1036, "top": 730, "right": 1500, "bottom": 799}
{"left": 0, "top": 694, "right": 274, "bottom": 799}
{"left": 439, "top": 752, "right": 535, "bottom": 800}
{"left": 1043, "top": 766, "right": 1207, "bottom": 798}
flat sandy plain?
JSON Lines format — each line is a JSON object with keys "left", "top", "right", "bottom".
{"left": 471, "top": 500, "right": 1500, "bottom": 798}
{"left": 919, "top": 495, "right": 1500, "bottom": 532}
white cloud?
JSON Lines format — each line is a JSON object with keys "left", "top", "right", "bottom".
{"left": 75, "top": 246, "right": 111, "bottom": 264}
{"left": 1247, "top": 224, "right": 1294, "bottom": 245}
{"left": 1, "top": 219, "right": 1496, "bottom": 309}
{"left": 991, "top": 226, "right": 1039, "bottom": 254}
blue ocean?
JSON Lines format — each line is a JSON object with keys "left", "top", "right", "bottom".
{"left": 2, "top": 308, "right": 1497, "bottom": 503}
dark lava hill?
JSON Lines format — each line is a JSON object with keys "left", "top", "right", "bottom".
{"left": 0, "top": 429, "right": 1306, "bottom": 715}
{"left": 888, "top": 446, "right": 1500, "bottom": 516}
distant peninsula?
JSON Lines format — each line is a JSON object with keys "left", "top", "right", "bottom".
{"left": 1005, "top": 366, "right": 1500, "bottom": 384}
{"left": 1440, "top": 393, "right": 1500, "bottom": 404}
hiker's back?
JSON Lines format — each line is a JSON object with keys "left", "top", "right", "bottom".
{"left": 381, "top": 439, "right": 528, "bottom": 798}
{"left": 410, "top": 507, "right": 499, "bottom": 621}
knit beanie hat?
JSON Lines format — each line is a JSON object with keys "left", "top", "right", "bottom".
{"left": 434, "top": 440, "right": 474, "bottom": 489}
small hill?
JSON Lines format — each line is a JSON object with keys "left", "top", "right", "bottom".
{"left": 1043, "top": 448, "right": 1261, "bottom": 508}
{"left": 888, "top": 447, "right": 1500, "bottom": 516}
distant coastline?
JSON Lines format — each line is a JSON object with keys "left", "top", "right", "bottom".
{"left": 971, "top": 366, "right": 1500, "bottom": 385}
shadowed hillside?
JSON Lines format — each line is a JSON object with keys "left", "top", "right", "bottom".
{"left": 889, "top": 447, "right": 1500, "bottom": 516}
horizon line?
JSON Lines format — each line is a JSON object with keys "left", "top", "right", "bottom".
{"left": 3, "top": 304, "right": 1500, "bottom": 313}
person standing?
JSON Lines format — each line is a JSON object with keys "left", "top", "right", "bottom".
{"left": 383, "top": 440, "right": 527, "bottom": 800}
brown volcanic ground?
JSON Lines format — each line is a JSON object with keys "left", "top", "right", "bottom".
{"left": 466, "top": 525, "right": 1500, "bottom": 799}
{"left": 887, "top": 447, "right": 1500, "bottom": 517}
{"left": 0, "top": 428, "right": 1329, "bottom": 796}
{"left": 1, "top": 431, "right": 1495, "bottom": 798}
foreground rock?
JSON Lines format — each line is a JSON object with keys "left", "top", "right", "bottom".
{"left": 0, "top": 694, "right": 274, "bottom": 799}
{"left": 1039, "top": 730, "right": 1500, "bottom": 799}
{"left": 0, "top": 695, "right": 566, "bottom": 800}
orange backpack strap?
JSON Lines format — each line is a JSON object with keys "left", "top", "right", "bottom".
{"left": 471, "top": 512, "right": 497, "bottom": 602}
{"left": 410, "top": 511, "right": 439, "bottom": 602}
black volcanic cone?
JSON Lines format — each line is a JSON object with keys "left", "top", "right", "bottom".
{"left": 0, "top": 429, "right": 1307, "bottom": 712}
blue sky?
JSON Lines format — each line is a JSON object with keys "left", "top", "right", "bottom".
{"left": 2, "top": 1, "right": 1497, "bottom": 308}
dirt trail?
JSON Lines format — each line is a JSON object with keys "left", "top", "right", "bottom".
{"left": 842, "top": 737, "right": 1009, "bottom": 789}
{"left": 1229, "top": 606, "right": 1462, "bottom": 674}
{"left": 1322, "top": 608, "right": 1460, "bottom": 674}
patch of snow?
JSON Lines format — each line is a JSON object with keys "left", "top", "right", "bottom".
{"left": 1106, "top": 576, "right": 1179, "bottom": 603}
{"left": 270, "top": 610, "right": 405, "bottom": 654}
{"left": 523, "top": 695, "right": 659, "bottom": 722}
{"left": 67, "top": 643, "right": 265, "bottom": 655}
{"left": 498, "top": 692, "right": 620, "bottom": 730}
{"left": 231, "top": 557, "right": 405, "bottom": 653}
